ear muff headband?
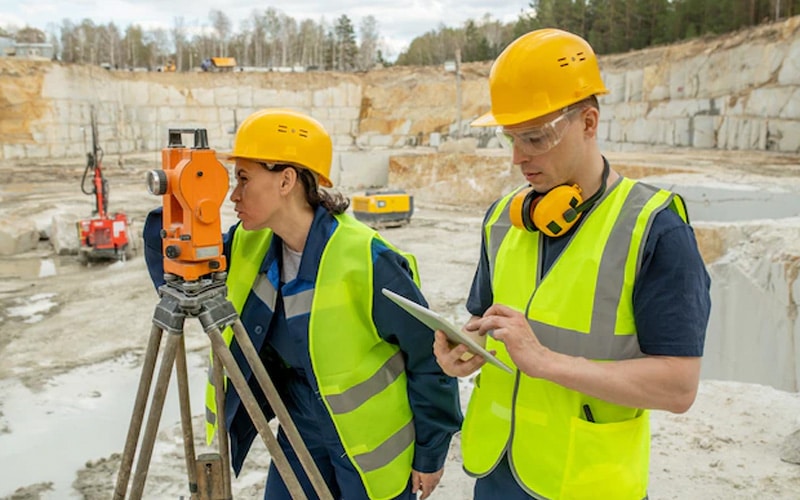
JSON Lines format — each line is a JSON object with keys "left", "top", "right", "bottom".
{"left": 510, "top": 157, "right": 611, "bottom": 237}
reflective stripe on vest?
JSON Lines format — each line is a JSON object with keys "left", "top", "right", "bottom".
{"left": 463, "top": 178, "right": 687, "bottom": 499}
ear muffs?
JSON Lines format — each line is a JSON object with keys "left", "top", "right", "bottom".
{"left": 510, "top": 185, "right": 584, "bottom": 237}
{"left": 509, "top": 157, "right": 611, "bottom": 237}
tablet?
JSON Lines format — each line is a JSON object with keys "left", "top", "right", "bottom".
{"left": 381, "top": 288, "right": 514, "bottom": 374}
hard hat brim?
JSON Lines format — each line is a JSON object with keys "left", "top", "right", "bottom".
{"left": 470, "top": 111, "right": 499, "bottom": 127}
{"left": 216, "top": 152, "right": 333, "bottom": 188}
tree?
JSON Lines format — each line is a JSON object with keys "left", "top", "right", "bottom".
{"left": 209, "top": 9, "right": 232, "bottom": 56}
{"left": 264, "top": 7, "right": 282, "bottom": 68}
{"left": 357, "top": 15, "right": 380, "bottom": 70}
{"left": 172, "top": 17, "right": 187, "bottom": 70}
{"left": 15, "top": 26, "right": 46, "bottom": 43}
{"left": 333, "top": 14, "right": 357, "bottom": 71}
{"left": 249, "top": 9, "right": 267, "bottom": 67}
{"left": 123, "top": 24, "right": 146, "bottom": 68}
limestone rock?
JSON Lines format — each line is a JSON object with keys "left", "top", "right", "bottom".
{"left": 50, "top": 212, "right": 80, "bottom": 255}
{"left": 0, "top": 215, "right": 40, "bottom": 256}
{"left": 780, "top": 428, "right": 800, "bottom": 465}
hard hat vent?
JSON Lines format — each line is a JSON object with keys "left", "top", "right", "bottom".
{"left": 557, "top": 51, "right": 588, "bottom": 68}
{"left": 276, "top": 124, "right": 310, "bottom": 138}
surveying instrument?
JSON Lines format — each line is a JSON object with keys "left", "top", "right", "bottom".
{"left": 113, "top": 129, "right": 333, "bottom": 499}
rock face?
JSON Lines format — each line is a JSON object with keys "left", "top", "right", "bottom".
{"left": 1, "top": 17, "right": 799, "bottom": 162}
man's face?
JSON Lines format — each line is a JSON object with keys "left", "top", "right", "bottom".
{"left": 500, "top": 106, "right": 586, "bottom": 192}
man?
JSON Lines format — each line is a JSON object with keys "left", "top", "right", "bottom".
{"left": 433, "top": 29, "right": 711, "bottom": 499}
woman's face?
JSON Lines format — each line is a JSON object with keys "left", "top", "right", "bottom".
{"left": 229, "top": 159, "right": 283, "bottom": 231}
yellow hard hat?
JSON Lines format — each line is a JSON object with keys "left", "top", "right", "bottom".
{"left": 472, "top": 29, "right": 609, "bottom": 127}
{"left": 222, "top": 108, "right": 334, "bottom": 187}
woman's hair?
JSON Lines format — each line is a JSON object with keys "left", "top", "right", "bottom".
{"left": 261, "top": 163, "right": 350, "bottom": 215}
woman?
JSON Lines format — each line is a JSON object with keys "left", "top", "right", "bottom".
{"left": 144, "top": 108, "right": 462, "bottom": 499}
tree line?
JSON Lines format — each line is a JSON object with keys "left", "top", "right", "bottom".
{"left": 397, "top": 0, "right": 799, "bottom": 65}
{"left": 2, "top": 1, "right": 797, "bottom": 71}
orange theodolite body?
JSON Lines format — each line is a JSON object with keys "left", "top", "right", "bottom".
{"left": 158, "top": 132, "right": 229, "bottom": 281}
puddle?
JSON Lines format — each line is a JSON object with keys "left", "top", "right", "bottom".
{"left": 6, "top": 293, "right": 58, "bottom": 323}
{"left": 0, "top": 257, "right": 68, "bottom": 280}
{"left": 0, "top": 351, "right": 208, "bottom": 499}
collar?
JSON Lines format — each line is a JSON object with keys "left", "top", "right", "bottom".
{"left": 261, "top": 205, "right": 336, "bottom": 283}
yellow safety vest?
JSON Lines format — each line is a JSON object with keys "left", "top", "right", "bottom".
{"left": 462, "top": 177, "right": 687, "bottom": 500}
{"left": 205, "top": 213, "right": 420, "bottom": 499}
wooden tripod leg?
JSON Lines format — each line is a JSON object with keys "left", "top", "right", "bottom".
{"left": 205, "top": 325, "right": 308, "bottom": 500}
{"left": 113, "top": 324, "right": 164, "bottom": 500}
{"left": 211, "top": 352, "right": 233, "bottom": 499}
{"left": 230, "top": 320, "right": 334, "bottom": 500}
{"left": 175, "top": 334, "right": 199, "bottom": 497}
{"left": 129, "top": 331, "right": 183, "bottom": 498}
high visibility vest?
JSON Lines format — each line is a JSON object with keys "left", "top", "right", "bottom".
{"left": 205, "top": 213, "right": 420, "bottom": 499}
{"left": 461, "top": 177, "right": 687, "bottom": 500}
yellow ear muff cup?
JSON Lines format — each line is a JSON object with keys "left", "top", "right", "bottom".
{"left": 532, "top": 184, "right": 583, "bottom": 237}
{"left": 509, "top": 187, "right": 538, "bottom": 231}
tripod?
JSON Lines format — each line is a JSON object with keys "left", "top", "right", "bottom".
{"left": 113, "top": 273, "right": 333, "bottom": 499}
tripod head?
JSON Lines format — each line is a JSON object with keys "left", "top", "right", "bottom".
{"left": 146, "top": 129, "right": 229, "bottom": 282}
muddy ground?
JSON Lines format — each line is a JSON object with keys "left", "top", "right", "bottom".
{"left": 1, "top": 151, "right": 799, "bottom": 499}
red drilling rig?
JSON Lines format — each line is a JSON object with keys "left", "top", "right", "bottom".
{"left": 76, "top": 106, "right": 133, "bottom": 263}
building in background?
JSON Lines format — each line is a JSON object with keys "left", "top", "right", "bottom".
{"left": 0, "top": 40, "right": 54, "bottom": 59}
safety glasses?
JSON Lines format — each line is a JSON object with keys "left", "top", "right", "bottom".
{"left": 497, "top": 106, "right": 582, "bottom": 156}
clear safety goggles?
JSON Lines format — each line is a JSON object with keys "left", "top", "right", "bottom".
{"left": 496, "top": 106, "right": 582, "bottom": 156}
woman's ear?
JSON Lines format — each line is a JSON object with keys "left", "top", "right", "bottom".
{"left": 279, "top": 168, "right": 297, "bottom": 193}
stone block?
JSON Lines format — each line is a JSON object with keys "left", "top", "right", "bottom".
{"left": 50, "top": 212, "right": 80, "bottom": 255}
{"left": 624, "top": 69, "right": 644, "bottom": 102}
{"left": 745, "top": 87, "right": 796, "bottom": 117}
{"left": 766, "top": 119, "right": 800, "bottom": 153}
{"left": 603, "top": 72, "right": 626, "bottom": 104}
{"left": 693, "top": 115, "right": 719, "bottom": 149}
{"left": 0, "top": 216, "right": 40, "bottom": 256}
{"left": 778, "top": 37, "right": 800, "bottom": 85}
{"left": 673, "top": 118, "right": 692, "bottom": 146}
{"left": 214, "top": 87, "right": 238, "bottom": 107}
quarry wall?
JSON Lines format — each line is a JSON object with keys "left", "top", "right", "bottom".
{"left": 1, "top": 16, "right": 799, "bottom": 166}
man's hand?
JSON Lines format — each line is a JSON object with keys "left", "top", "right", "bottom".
{"left": 433, "top": 329, "right": 486, "bottom": 377}
{"left": 412, "top": 468, "right": 444, "bottom": 499}
{"left": 472, "top": 303, "right": 550, "bottom": 378}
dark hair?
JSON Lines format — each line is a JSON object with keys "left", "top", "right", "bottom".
{"left": 576, "top": 95, "right": 600, "bottom": 111}
{"left": 260, "top": 163, "right": 350, "bottom": 215}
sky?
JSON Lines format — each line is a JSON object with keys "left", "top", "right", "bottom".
{"left": 0, "top": 1, "right": 533, "bottom": 60}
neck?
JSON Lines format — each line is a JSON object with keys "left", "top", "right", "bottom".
{"left": 273, "top": 203, "right": 314, "bottom": 253}
{"left": 579, "top": 153, "right": 617, "bottom": 199}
